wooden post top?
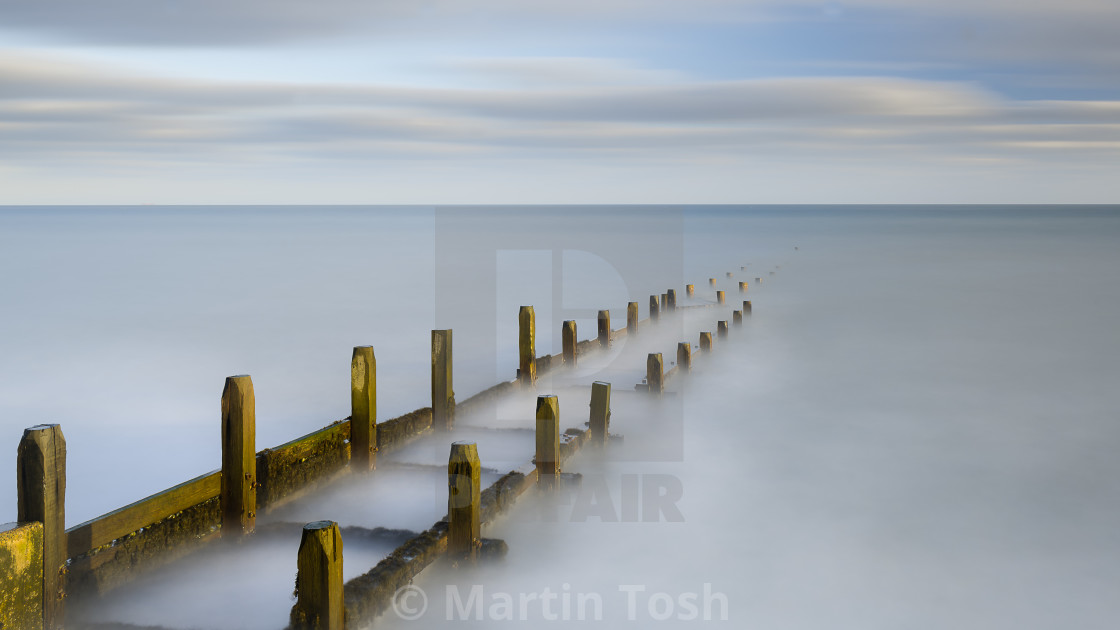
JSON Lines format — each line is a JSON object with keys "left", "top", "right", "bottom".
{"left": 535, "top": 395, "right": 559, "bottom": 419}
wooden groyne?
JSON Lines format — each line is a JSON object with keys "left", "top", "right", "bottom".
{"left": 1, "top": 268, "right": 766, "bottom": 630}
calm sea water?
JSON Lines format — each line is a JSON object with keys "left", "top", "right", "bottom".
{"left": 2, "top": 205, "right": 1120, "bottom": 628}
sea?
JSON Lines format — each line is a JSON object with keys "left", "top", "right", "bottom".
{"left": 1, "top": 205, "right": 1118, "bottom": 628}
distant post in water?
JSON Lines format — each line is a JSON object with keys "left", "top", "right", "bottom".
{"left": 535, "top": 395, "right": 560, "bottom": 478}
{"left": 589, "top": 382, "right": 611, "bottom": 445}
{"left": 733, "top": 310, "right": 743, "bottom": 327}
{"left": 677, "top": 342, "right": 691, "bottom": 373}
{"left": 562, "top": 320, "right": 577, "bottom": 367}
{"left": 700, "top": 331, "right": 713, "bottom": 353}
{"left": 709, "top": 278, "right": 717, "bottom": 288}
{"left": 448, "top": 442, "right": 481, "bottom": 555}
{"left": 661, "top": 293, "right": 669, "bottom": 312}
{"left": 627, "top": 302, "right": 639, "bottom": 335}
{"left": 716, "top": 290, "right": 726, "bottom": 305}
{"left": 727, "top": 272, "right": 733, "bottom": 278}
{"left": 738, "top": 281, "right": 748, "bottom": 293}
{"left": 351, "top": 346, "right": 377, "bottom": 472}
{"left": 649, "top": 295, "right": 660, "bottom": 322}
{"left": 597, "top": 310, "right": 611, "bottom": 349}
{"left": 686, "top": 284, "right": 695, "bottom": 297}
{"left": 647, "top": 353, "right": 664, "bottom": 397}
{"left": 432, "top": 330, "right": 455, "bottom": 430}
{"left": 221, "top": 375, "right": 256, "bottom": 537}
{"left": 17, "top": 424, "right": 66, "bottom": 627}
{"left": 755, "top": 277, "right": 762, "bottom": 284}
{"left": 717, "top": 320, "right": 729, "bottom": 339}
{"left": 292, "top": 521, "right": 343, "bottom": 630}
{"left": 666, "top": 289, "right": 677, "bottom": 310}
{"left": 519, "top": 306, "right": 537, "bottom": 386}
{"left": 743, "top": 300, "right": 753, "bottom": 315}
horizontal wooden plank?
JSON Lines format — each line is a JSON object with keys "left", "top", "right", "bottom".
{"left": 262, "top": 420, "right": 349, "bottom": 463}
{"left": 67, "top": 470, "right": 220, "bottom": 558}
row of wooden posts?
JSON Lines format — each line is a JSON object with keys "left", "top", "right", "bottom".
{"left": 290, "top": 295, "right": 755, "bottom": 628}
{"left": 6, "top": 280, "right": 753, "bottom": 630}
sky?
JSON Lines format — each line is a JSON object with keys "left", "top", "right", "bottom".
{"left": 0, "top": 0, "right": 1118, "bottom": 204}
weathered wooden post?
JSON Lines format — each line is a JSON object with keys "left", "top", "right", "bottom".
{"left": 686, "top": 284, "right": 695, "bottom": 297}
{"left": 677, "top": 342, "right": 691, "bottom": 373}
{"left": 709, "top": 278, "right": 717, "bottom": 288}
{"left": 291, "top": 521, "right": 343, "bottom": 630}
{"left": 17, "top": 424, "right": 66, "bottom": 627}
{"left": 647, "top": 353, "right": 664, "bottom": 397}
{"left": 666, "top": 289, "right": 677, "bottom": 311}
{"left": 755, "top": 276, "right": 762, "bottom": 284}
{"left": 0, "top": 522, "right": 42, "bottom": 630}
{"left": 589, "top": 382, "right": 611, "bottom": 445}
{"left": 661, "top": 293, "right": 669, "bottom": 312}
{"left": 718, "top": 320, "right": 729, "bottom": 339}
{"left": 432, "top": 330, "right": 455, "bottom": 430}
{"left": 519, "top": 306, "right": 536, "bottom": 386}
{"left": 627, "top": 302, "right": 639, "bottom": 335}
{"left": 727, "top": 272, "right": 733, "bottom": 278}
{"left": 700, "top": 331, "right": 713, "bottom": 353}
{"left": 597, "top": 310, "right": 610, "bottom": 349}
{"left": 351, "top": 346, "right": 377, "bottom": 472}
{"left": 221, "top": 376, "right": 256, "bottom": 538}
{"left": 448, "top": 442, "right": 481, "bottom": 555}
{"left": 562, "top": 320, "right": 577, "bottom": 367}
{"left": 739, "top": 281, "right": 748, "bottom": 293}
{"left": 733, "top": 310, "right": 743, "bottom": 327}
{"left": 743, "top": 300, "right": 752, "bottom": 315}
{"left": 535, "top": 395, "right": 560, "bottom": 479}
{"left": 649, "top": 295, "right": 660, "bottom": 322}
{"left": 716, "top": 290, "right": 725, "bottom": 305}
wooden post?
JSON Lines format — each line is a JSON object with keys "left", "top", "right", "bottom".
{"left": 716, "top": 290, "right": 725, "bottom": 305}
{"left": 0, "top": 522, "right": 42, "bottom": 630}
{"left": 647, "top": 353, "right": 664, "bottom": 397}
{"left": 666, "top": 289, "right": 677, "bottom": 310}
{"left": 351, "top": 346, "right": 377, "bottom": 472}
{"left": 718, "top": 320, "right": 729, "bottom": 339}
{"left": 448, "top": 442, "right": 481, "bottom": 555}
{"left": 739, "top": 281, "right": 748, "bottom": 293}
{"left": 535, "top": 395, "right": 560, "bottom": 478}
{"left": 17, "top": 424, "right": 66, "bottom": 627}
{"left": 686, "top": 284, "right": 695, "bottom": 297}
{"left": 755, "top": 276, "right": 762, "bottom": 284}
{"left": 519, "top": 306, "right": 536, "bottom": 386}
{"left": 709, "top": 278, "right": 717, "bottom": 288}
{"left": 562, "top": 320, "right": 577, "bottom": 367}
{"left": 744, "top": 300, "right": 752, "bottom": 315}
{"left": 733, "top": 310, "right": 743, "bottom": 327}
{"left": 597, "top": 310, "right": 610, "bottom": 349}
{"left": 221, "top": 375, "right": 256, "bottom": 537}
{"left": 726, "top": 272, "right": 733, "bottom": 278}
{"left": 677, "top": 342, "right": 691, "bottom": 373}
{"left": 700, "top": 331, "right": 713, "bottom": 353}
{"left": 627, "top": 302, "right": 639, "bottom": 335}
{"left": 660, "top": 293, "right": 669, "bottom": 312}
{"left": 649, "top": 295, "right": 660, "bottom": 322}
{"left": 292, "top": 521, "right": 343, "bottom": 630}
{"left": 589, "top": 382, "right": 611, "bottom": 445}
{"left": 432, "top": 330, "right": 455, "bottom": 430}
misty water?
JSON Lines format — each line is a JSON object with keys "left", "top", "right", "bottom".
{"left": 2, "top": 206, "right": 1119, "bottom": 628}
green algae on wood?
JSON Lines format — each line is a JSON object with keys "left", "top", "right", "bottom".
{"left": 0, "top": 522, "right": 43, "bottom": 630}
